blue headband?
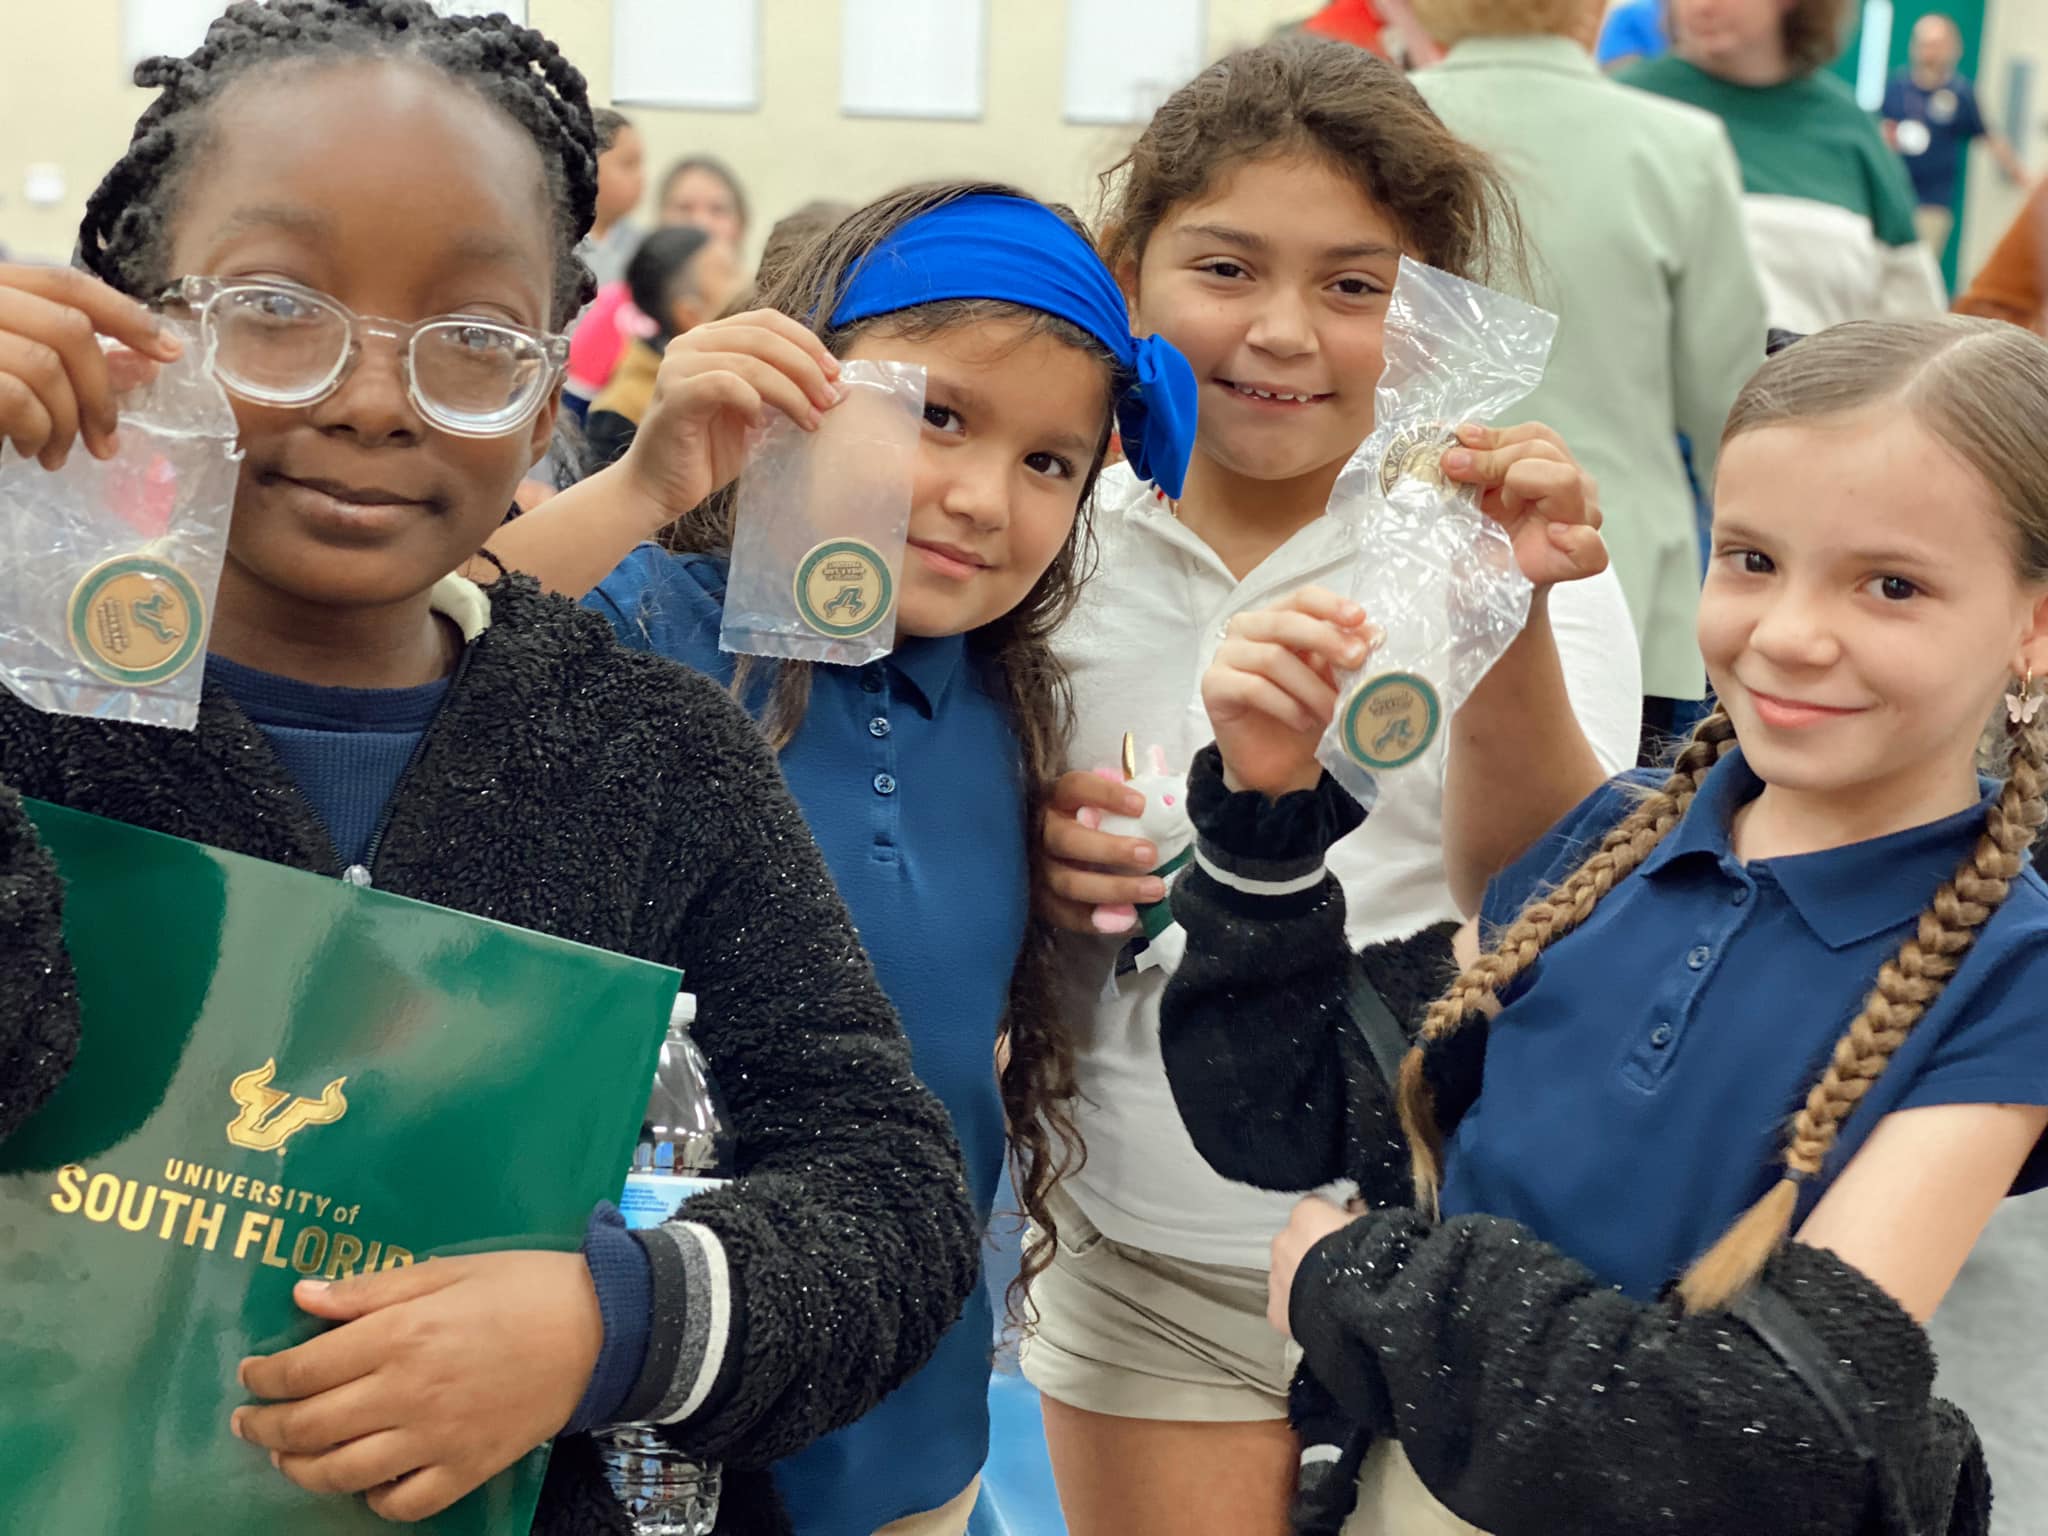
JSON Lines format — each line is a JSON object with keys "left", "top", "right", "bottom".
{"left": 828, "top": 195, "right": 1199, "bottom": 499}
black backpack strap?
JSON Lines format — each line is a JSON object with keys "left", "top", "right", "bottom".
{"left": 1345, "top": 965, "right": 1412, "bottom": 1087}
{"left": 1731, "top": 1283, "right": 1920, "bottom": 1534}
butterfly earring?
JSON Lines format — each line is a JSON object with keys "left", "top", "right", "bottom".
{"left": 2006, "top": 662, "right": 2041, "bottom": 731}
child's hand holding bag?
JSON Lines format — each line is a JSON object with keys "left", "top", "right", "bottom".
{"left": 616, "top": 308, "right": 842, "bottom": 528}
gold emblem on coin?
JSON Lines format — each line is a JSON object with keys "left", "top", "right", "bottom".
{"left": 794, "top": 537, "right": 894, "bottom": 639}
{"left": 1339, "top": 671, "right": 1442, "bottom": 772}
{"left": 68, "top": 555, "right": 206, "bottom": 686}
{"left": 1378, "top": 422, "right": 1458, "bottom": 496}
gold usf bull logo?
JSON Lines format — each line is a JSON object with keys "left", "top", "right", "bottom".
{"left": 226, "top": 1059, "right": 349, "bottom": 1153}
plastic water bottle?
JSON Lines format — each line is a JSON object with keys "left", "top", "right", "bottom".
{"left": 600, "top": 993, "right": 733, "bottom": 1535}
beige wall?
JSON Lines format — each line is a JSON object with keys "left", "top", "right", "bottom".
{"left": 18, "top": 1, "right": 2030, "bottom": 288}
{"left": 1961, "top": 0, "right": 2047, "bottom": 286}
{"left": 0, "top": 0, "right": 1315, "bottom": 267}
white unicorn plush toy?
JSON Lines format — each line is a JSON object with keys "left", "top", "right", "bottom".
{"left": 1093, "top": 733, "right": 1193, "bottom": 975}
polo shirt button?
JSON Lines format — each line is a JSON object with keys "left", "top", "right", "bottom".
{"left": 868, "top": 716, "right": 891, "bottom": 738}
{"left": 1731, "top": 886, "right": 1751, "bottom": 907}
{"left": 860, "top": 670, "right": 884, "bottom": 694}
{"left": 1650, "top": 1024, "right": 1675, "bottom": 1049}
{"left": 1687, "top": 945, "right": 1710, "bottom": 970}
{"left": 872, "top": 773, "right": 897, "bottom": 796}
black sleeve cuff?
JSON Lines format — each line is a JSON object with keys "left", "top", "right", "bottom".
{"left": 1288, "top": 1207, "right": 1424, "bottom": 1432}
{"left": 1187, "top": 743, "right": 1367, "bottom": 881}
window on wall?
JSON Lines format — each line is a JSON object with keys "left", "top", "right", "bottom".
{"left": 1855, "top": 0, "right": 1897, "bottom": 109}
{"left": 841, "top": 0, "right": 988, "bottom": 120}
{"left": 612, "top": 0, "right": 761, "bottom": 112}
{"left": 1063, "top": 0, "right": 1207, "bottom": 124}
{"left": 123, "top": 0, "right": 531, "bottom": 76}
{"left": 121, "top": 0, "right": 220, "bottom": 74}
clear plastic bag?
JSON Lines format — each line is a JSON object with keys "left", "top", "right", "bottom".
{"left": 719, "top": 360, "right": 926, "bottom": 666}
{"left": 0, "top": 318, "right": 242, "bottom": 732}
{"left": 1315, "top": 257, "right": 1559, "bottom": 808}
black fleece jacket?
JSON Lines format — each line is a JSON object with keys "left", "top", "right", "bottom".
{"left": 1159, "top": 745, "right": 1991, "bottom": 1536}
{"left": 0, "top": 576, "right": 979, "bottom": 1536}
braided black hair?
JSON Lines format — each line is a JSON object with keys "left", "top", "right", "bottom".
{"left": 78, "top": 0, "right": 599, "bottom": 328}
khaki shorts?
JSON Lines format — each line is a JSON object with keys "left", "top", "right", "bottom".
{"left": 1018, "top": 1184, "right": 1299, "bottom": 1422}
{"left": 1343, "top": 1442, "right": 1489, "bottom": 1535}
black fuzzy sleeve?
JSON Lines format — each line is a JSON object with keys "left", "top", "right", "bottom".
{"left": 0, "top": 780, "right": 79, "bottom": 1145}
{"left": 1160, "top": 746, "right": 1454, "bottom": 1208}
{"left": 1290, "top": 1210, "right": 1989, "bottom": 1536}
{"left": 631, "top": 677, "right": 978, "bottom": 1468}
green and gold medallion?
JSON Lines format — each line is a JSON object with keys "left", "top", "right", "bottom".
{"left": 68, "top": 553, "right": 206, "bottom": 687}
{"left": 1340, "top": 671, "right": 1441, "bottom": 771}
{"left": 793, "top": 537, "right": 893, "bottom": 639}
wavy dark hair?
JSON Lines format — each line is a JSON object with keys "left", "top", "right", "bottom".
{"left": 75, "top": 0, "right": 598, "bottom": 329}
{"left": 665, "top": 180, "right": 1119, "bottom": 1321}
{"left": 1098, "top": 33, "right": 1523, "bottom": 289}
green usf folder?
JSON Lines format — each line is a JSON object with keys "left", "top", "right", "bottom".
{"left": 0, "top": 800, "right": 680, "bottom": 1535}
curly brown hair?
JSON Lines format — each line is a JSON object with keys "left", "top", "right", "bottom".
{"left": 662, "top": 181, "right": 1119, "bottom": 1323}
{"left": 1097, "top": 33, "right": 1524, "bottom": 289}
{"left": 1400, "top": 318, "right": 2048, "bottom": 1313}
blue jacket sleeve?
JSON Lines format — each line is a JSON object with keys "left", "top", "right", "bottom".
{"left": 584, "top": 547, "right": 734, "bottom": 683}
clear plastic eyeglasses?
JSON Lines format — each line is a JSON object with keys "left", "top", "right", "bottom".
{"left": 158, "top": 275, "right": 569, "bottom": 439}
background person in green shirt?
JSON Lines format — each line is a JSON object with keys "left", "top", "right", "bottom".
{"left": 1624, "top": 0, "right": 1945, "bottom": 333}
{"left": 1410, "top": 0, "right": 1767, "bottom": 751}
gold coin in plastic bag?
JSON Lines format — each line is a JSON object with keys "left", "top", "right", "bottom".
{"left": 68, "top": 554, "right": 206, "bottom": 686}
{"left": 794, "top": 537, "right": 893, "bottom": 639}
{"left": 1340, "top": 671, "right": 1441, "bottom": 771}
{"left": 1378, "top": 422, "right": 1458, "bottom": 495}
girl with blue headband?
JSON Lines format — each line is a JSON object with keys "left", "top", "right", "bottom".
{"left": 491, "top": 178, "right": 1199, "bottom": 1536}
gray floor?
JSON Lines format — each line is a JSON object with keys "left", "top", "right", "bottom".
{"left": 1929, "top": 1191, "right": 2048, "bottom": 1535}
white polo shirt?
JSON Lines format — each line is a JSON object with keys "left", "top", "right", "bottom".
{"left": 1052, "top": 462, "right": 1644, "bottom": 1268}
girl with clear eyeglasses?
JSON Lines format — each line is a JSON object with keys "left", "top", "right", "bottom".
{"left": 0, "top": 5, "right": 975, "bottom": 1532}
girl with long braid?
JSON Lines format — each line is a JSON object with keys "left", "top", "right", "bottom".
{"left": 1156, "top": 318, "right": 2048, "bottom": 1535}
{"left": 0, "top": 4, "right": 977, "bottom": 1531}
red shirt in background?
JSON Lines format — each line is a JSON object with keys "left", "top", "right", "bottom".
{"left": 1301, "top": 0, "right": 1388, "bottom": 52}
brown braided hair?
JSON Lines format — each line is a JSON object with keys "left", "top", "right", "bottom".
{"left": 1402, "top": 317, "right": 2048, "bottom": 1312}
{"left": 661, "top": 181, "right": 1118, "bottom": 1325}
{"left": 1399, "top": 705, "right": 1741, "bottom": 1211}
{"left": 75, "top": 0, "right": 599, "bottom": 329}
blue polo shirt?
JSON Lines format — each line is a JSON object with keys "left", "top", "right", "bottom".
{"left": 1883, "top": 70, "right": 1989, "bottom": 209}
{"left": 589, "top": 546, "right": 1023, "bottom": 1534}
{"left": 1447, "top": 748, "right": 2048, "bottom": 1301}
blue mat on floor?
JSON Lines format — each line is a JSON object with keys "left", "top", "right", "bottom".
{"left": 967, "top": 1164, "right": 1065, "bottom": 1536}
{"left": 967, "top": 1372, "right": 1065, "bottom": 1536}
